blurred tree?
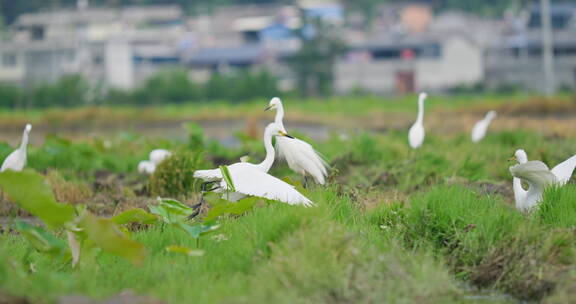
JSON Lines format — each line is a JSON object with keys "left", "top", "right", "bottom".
{"left": 31, "top": 74, "right": 90, "bottom": 108}
{"left": 287, "top": 14, "right": 346, "bottom": 97}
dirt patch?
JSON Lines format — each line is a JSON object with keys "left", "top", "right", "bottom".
{"left": 0, "top": 292, "right": 30, "bottom": 304}
{"left": 59, "top": 291, "right": 165, "bottom": 304}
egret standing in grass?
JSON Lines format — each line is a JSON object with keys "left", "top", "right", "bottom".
{"left": 471, "top": 111, "right": 497, "bottom": 143}
{"left": 265, "top": 97, "right": 329, "bottom": 186}
{"left": 137, "top": 160, "right": 156, "bottom": 175}
{"left": 137, "top": 149, "right": 172, "bottom": 175}
{"left": 194, "top": 122, "right": 314, "bottom": 206}
{"left": 149, "top": 149, "right": 172, "bottom": 165}
{"left": 408, "top": 93, "right": 427, "bottom": 149}
{"left": 510, "top": 149, "right": 576, "bottom": 211}
{"left": 1, "top": 124, "right": 32, "bottom": 172}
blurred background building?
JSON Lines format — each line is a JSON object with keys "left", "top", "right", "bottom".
{"left": 0, "top": 0, "right": 575, "bottom": 97}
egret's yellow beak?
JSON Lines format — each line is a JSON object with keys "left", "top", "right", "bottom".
{"left": 280, "top": 131, "right": 294, "bottom": 139}
{"left": 264, "top": 105, "right": 273, "bottom": 111}
{"left": 508, "top": 156, "right": 516, "bottom": 162}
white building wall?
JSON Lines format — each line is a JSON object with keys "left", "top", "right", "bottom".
{"left": 416, "top": 37, "right": 483, "bottom": 90}
{"left": 335, "top": 36, "right": 484, "bottom": 94}
{"left": 105, "top": 41, "right": 134, "bottom": 89}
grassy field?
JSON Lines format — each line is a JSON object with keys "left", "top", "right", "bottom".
{"left": 1, "top": 94, "right": 576, "bottom": 303}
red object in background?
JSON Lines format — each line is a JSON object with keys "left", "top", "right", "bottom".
{"left": 401, "top": 48, "right": 416, "bottom": 60}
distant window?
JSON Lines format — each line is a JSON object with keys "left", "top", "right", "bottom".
{"left": 30, "top": 26, "right": 45, "bottom": 40}
{"left": 1, "top": 53, "right": 17, "bottom": 67}
{"left": 93, "top": 54, "right": 103, "bottom": 65}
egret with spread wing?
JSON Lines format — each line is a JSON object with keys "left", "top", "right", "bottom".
{"left": 408, "top": 93, "right": 427, "bottom": 149}
{"left": 510, "top": 161, "right": 557, "bottom": 212}
{"left": 194, "top": 123, "right": 314, "bottom": 207}
{"left": 510, "top": 149, "right": 576, "bottom": 211}
{"left": 1, "top": 124, "right": 32, "bottom": 172}
{"left": 265, "top": 97, "right": 328, "bottom": 186}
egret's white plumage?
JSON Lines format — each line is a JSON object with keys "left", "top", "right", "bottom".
{"left": 510, "top": 161, "right": 557, "bottom": 211}
{"left": 137, "top": 160, "right": 156, "bottom": 175}
{"left": 550, "top": 154, "right": 576, "bottom": 186}
{"left": 1, "top": 124, "right": 32, "bottom": 172}
{"left": 194, "top": 123, "right": 313, "bottom": 206}
{"left": 266, "top": 97, "right": 328, "bottom": 185}
{"left": 471, "top": 110, "right": 497, "bottom": 143}
{"left": 512, "top": 149, "right": 528, "bottom": 210}
{"left": 510, "top": 149, "right": 576, "bottom": 211}
{"left": 408, "top": 93, "right": 427, "bottom": 149}
{"left": 149, "top": 149, "right": 172, "bottom": 165}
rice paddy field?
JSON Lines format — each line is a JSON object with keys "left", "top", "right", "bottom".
{"left": 1, "top": 93, "right": 576, "bottom": 304}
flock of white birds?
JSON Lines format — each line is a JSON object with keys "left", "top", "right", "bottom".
{"left": 1, "top": 95, "right": 575, "bottom": 213}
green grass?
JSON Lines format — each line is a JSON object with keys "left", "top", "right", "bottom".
{"left": 0, "top": 187, "right": 489, "bottom": 303}
{"left": 1, "top": 96, "right": 576, "bottom": 303}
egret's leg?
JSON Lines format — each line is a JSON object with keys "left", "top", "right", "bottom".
{"left": 188, "top": 182, "right": 215, "bottom": 220}
{"left": 303, "top": 175, "right": 309, "bottom": 189}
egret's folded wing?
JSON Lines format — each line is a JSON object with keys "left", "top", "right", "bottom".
{"left": 510, "top": 161, "right": 557, "bottom": 187}
{"left": 193, "top": 168, "right": 222, "bottom": 181}
{"left": 224, "top": 167, "right": 314, "bottom": 207}
{"left": 276, "top": 136, "right": 329, "bottom": 184}
{"left": 551, "top": 155, "right": 576, "bottom": 186}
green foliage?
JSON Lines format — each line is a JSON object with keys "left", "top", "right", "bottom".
{"left": 536, "top": 185, "right": 576, "bottom": 228}
{"left": 288, "top": 16, "right": 346, "bottom": 97}
{"left": 0, "top": 170, "right": 75, "bottom": 228}
{"left": 219, "top": 165, "right": 235, "bottom": 192}
{"left": 14, "top": 221, "right": 68, "bottom": 259}
{"left": 0, "top": 83, "right": 22, "bottom": 109}
{"left": 0, "top": 170, "right": 147, "bottom": 266}
{"left": 111, "top": 208, "right": 159, "bottom": 225}
{"left": 130, "top": 69, "right": 202, "bottom": 105}
{"left": 204, "top": 195, "right": 259, "bottom": 223}
{"left": 148, "top": 197, "right": 220, "bottom": 239}
{"left": 31, "top": 75, "right": 90, "bottom": 108}
{"left": 79, "top": 212, "right": 147, "bottom": 266}
{"left": 148, "top": 197, "right": 194, "bottom": 224}
{"left": 149, "top": 151, "right": 208, "bottom": 197}
{"left": 204, "top": 69, "right": 280, "bottom": 102}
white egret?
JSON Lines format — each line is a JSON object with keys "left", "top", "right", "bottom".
{"left": 510, "top": 149, "right": 528, "bottom": 210}
{"left": 408, "top": 93, "right": 427, "bottom": 149}
{"left": 265, "top": 97, "right": 329, "bottom": 186}
{"left": 1, "top": 124, "right": 32, "bottom": 172}
{"left": 137, "top": 149, "right": 172, "bottom": 175}
{"left": 471, "top": 110, "right": 497, "bottom": 143}
{"left": 137, "top": 160, "right": 156, "bottom": 175}
{"left": 149, "top": 149, "right": 172, "bottom": 165}
{"left": 509, "top": 161, "right": 557, "bottom": 211}
{"left": 194, "top": 123, "right": 314, "bottom": 206}
{"left": 510, "top": 149, "right": 576, "bottom": 211}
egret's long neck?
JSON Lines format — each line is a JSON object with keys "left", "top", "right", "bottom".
{"left": 416, "top": 99, "right": 425, "bottom": 123}
{"left": 256, "top": 131, "right": 275, "bottom": 173}
{"left": 513, "top": 177, "right": 527, "bottom": 209}
{"left": 274, "top": 103, "right": 286, "bottom": 131}
{"left": 20, "top": 131, "right": 29, "bottom": 152}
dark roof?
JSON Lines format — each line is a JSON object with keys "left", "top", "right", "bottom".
{"left": 188, "top": 45, "right": 264, "bottom": 66}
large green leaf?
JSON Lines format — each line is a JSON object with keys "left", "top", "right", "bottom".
{"left": 219, "top": 165, "right": 235, "bottom": 192}
{"left": 148, "top": 197, "right": 193, "bottom": 224}
{"left": 14, "top": 221, "right": 68, "bottom": 258}
{"left": 111, "top": 208, "right": 158, "bottom": 225}
{"left": 80, "top": 212, "right": 146, "bottom": 265}
{"left": 0, "top": 170, "right": 75, "bottom": 228}
{"left": 177, "top": 222, "right": 220, "bottom": 239}
{"left": 204, "top": 196, "right": 259, "bottom": 223}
